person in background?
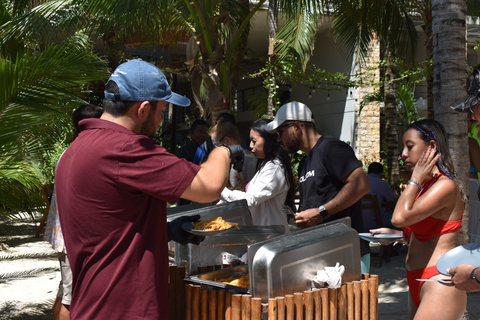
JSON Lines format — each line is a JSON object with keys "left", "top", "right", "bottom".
{"left": 363, "top": 162, "right": 398, "bottom": 230}
{"left": 210, "top": 117, "right": 257, "bottom": 190}
{"left": 176, "top": 119, "right": 211, "bottom": 205}
{"left": 216, "top": 112, "right": 236, "bottom": 125}
{"left": 43, "top": 104, "right": 104, "bottom": 320}
{"left": 372, "top": 119, "right": 466, "bottom": 319}
{"left": 447, "top": 264, "right": 480, "bottom": 293}
{"left": 176, "top": 119, "right": 210, "bottom": 163}
{"left": 217, "top": 118, "right": 295, "bottom": 232}
{"left": 55, "top": 59, "right": 244, "bottom": 320}
{"left": 265, "top": 101, "right": 371, "bottom": 272}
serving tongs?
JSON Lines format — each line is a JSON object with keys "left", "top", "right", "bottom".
{"left": 416, "top": 278, "right": 454, "bottom": 286}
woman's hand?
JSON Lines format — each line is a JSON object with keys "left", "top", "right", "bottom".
{"left": 410, "top": 147, "right": 441, "bottom": 184}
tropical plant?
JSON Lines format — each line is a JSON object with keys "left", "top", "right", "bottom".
{"left": 329, "top": 0, "right": 418, "bottom": 185}
{"left": 0, "top": 0, "right": 108, "bottom": 220}
{"left": 396, "top": 83, "right": 420, "bottom": 126}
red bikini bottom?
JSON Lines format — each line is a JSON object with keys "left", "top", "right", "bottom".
{"left": 406, "top": 265, "right": 440, "bottom": 307}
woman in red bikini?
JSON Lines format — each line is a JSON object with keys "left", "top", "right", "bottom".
{"left": 372, "top": 119, "right": 467, "bottom": 319}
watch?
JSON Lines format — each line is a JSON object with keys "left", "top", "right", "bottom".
{"left": 470, "top": 267, "right": 480, "bottom": 285}
{"left": 318, "top": 205, "right": 330, "bottom": 220}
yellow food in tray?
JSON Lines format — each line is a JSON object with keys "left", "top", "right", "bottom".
{"left": 215, "top": 274, "right": 249, "bottom": 288}
{"left": 192, "top": 217, "right": 239, "bottom": 231}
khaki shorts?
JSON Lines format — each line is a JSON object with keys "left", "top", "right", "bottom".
{"left": 56, "top": 252, "right": 72, "bottom": 305}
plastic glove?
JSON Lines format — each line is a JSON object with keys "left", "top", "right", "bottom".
{"left": 217, "top": 144, "right": 244, "bottom": 172}
{"left": 167, "top": 214, "right": 205, "bottom": 245}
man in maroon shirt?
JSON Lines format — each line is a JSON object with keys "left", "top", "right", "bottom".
{"left": 55, "top": 59, "right": 243, "bottom": 320}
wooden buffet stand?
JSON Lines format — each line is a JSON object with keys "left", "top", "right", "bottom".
{"left": 169, "top": 265, "right": 379, "bottom": 320}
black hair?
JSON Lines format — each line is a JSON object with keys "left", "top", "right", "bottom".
{"left": 216, "top": 113, "right": 236, "bottom": 124}
{"left": 407, "top": 119, "right": 455, "bottom": 180}
{"left": 103, "top": 81, "right": 136, "bottom": 116}
{"left": 189, "top": 119, "right": 210, "bottom": 133}
{"left": 367, "top": 162, "right": 383, "bottom": 175}
{"left": 72, "top": 104, "right": 103, "bottom": 135}
{"left": 251, "top": 118, "right": 295, "bottom": 211}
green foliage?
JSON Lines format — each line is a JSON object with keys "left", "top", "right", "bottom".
{"left": 290, "top": 150, "right": 305, "bottom": 178}
{"left": 0, "top": 5, "right": 108, "bottom": 219}
{"left": 396, "top": 83, "right": 420, "bottom": 126}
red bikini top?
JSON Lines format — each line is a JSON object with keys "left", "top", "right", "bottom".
{"left": 403, "top": 173, "right": 463, "bottom": 242}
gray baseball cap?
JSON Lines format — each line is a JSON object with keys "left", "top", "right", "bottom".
{"left": 263, "top": 101, "right": 314, "bottom": 132}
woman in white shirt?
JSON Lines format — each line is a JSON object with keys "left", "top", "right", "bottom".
{"left": 218, "top": 118, "right": 295, "bottom": 232}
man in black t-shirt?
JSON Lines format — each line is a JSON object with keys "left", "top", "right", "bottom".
{"left": 264, "top": 101, "right": 371, "bottom": 271}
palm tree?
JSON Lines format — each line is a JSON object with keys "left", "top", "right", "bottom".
{"left": 431, "top": 0, "right": 469, "bottom": 245}
{"left": 0, "top": 1, "right": 108, "bottom": 219}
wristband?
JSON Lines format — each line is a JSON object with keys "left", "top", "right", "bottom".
{"left": 407, "top": 180, "right": 421, "bottom": 189}
{"left": 470, "top": 267, "right": 480, "bottom": 285}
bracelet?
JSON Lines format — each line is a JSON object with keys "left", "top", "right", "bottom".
{"left": 407, "top": 180, "right": 421, "bottom": 189}
{"left": 470, "top": 267, "right": 480, "bottom": 285}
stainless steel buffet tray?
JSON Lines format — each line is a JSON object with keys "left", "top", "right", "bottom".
{"left": 184, "top": 265, "right": 250, "bottom": 294}
{"left": 175, "top": 225, "right": 285, "bottom": 275}
{"left": 248, "top": 218, "right": 361, "bottom": 300}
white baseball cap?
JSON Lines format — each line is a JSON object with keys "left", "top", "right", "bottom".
{"left": 263, "top": 101, "right": 314, "bottom": 132}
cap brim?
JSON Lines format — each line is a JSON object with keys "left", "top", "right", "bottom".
{"left": 263, "top": 118, "right": 285, "bottom": 133}
{"left": 166, "top": 92, "right": 191, "bottom": 107}
{"left": 450, "top": 94, "right": 479, "bottom": 113}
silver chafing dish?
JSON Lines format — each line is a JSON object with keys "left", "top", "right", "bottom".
{"left": 167, "top": 200, "right": 287, "bottom": 275}
{"left": 182, "top": 213, "right": 362, "bottom": 301}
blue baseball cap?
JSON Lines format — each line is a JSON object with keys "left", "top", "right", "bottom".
{"left": 104, "top": 59, "right": 190, "bottom": 107}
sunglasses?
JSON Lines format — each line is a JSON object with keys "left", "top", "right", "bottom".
{"left": 276, "top": 122, "right": 294, "bottom": 136}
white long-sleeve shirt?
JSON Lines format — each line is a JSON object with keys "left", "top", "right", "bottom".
{"left": 219, "top": 158, "right": 289, "bottom": 232}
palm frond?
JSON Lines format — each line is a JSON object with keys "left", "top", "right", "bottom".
{"left": 396, "top": 83, "right": 419, "bottom": 125}
{"left": 0, "top": 156, "right": 45, "bottom": 219}
{"left": 331, "top": 0, "right": 376, "bottom": 63}
{"left": 274, "top": 7, "right": 321, "bottom": 70}
{"left": 0, "top": 40, "right": 108, "bottom": 145}
{"left": 0, "top": 0, "right": 83, "bottom": 48}
{"left": 332, "top": 0, "right": 417, "bottom": 63}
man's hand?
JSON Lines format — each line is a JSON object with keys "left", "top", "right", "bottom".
{"left": 168, "top": 214, "right": 205, "bottom": 245}
{"left": 447, "top": 264, "right": 480, "bottom": 293}
{"left": 217, "top": 144, "right": 244, "bottom": 172}
{"left": 294, "top": 208, "right": 323, "bottom": 228}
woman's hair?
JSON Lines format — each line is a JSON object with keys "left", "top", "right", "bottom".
{"left": 251, "top": 118, "right": 296, "bottom": 211}
{"left": 407, "top": 119, "right": 456, "bottom": 180}
{"left": 209, "top": 117, "right": 242, "bottom": 144}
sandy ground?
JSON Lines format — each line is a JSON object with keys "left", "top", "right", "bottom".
{"left": 1, "top": 218, "right": 479, "bottom": 319}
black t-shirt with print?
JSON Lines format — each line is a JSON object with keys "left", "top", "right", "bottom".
{"left": 298, "top": 135, "right": 368, "bottom": 255}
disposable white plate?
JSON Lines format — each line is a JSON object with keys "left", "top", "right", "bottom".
{"left": 181, "top": 221, "right": 235, "bottom": 236}
{"left": 436, "top": 243, "right": 480, "bottom": 275}
{"left": 358, "top": 233, "right": 402, "bottom": 244}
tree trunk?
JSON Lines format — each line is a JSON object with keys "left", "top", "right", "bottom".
{"left": 228, "top": 0, "right": 250, "bottom": 118}
{"left": 421, "top": 3, "right": 435, "bottom": 120}
{"left": 432, "top": 0, "right": 468, "bottom": 244}
{"left": 267, "top": 3, "right": 278, "bottom": 119}
{"left": 384, "top": 58, "right": 400, "bottom": 186}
